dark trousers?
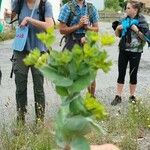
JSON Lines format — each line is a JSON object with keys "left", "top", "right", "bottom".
{"left": 62, "top": 33, "right": 84, "bottom": 51}
{"left": 117, "top": 50, "right": 141, "bottom": 84}
{"left": 13, "top": 51, "right": 45, "bottom": 121}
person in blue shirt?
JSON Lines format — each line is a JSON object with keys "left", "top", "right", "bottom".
{"left": 4, "top": 0, "right": 54, "bottom": 125}
{"left": 58, "top": 0, "right": 99, "bottom": 97}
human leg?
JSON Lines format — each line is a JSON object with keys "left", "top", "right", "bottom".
{"left": 13, "top": 51, "right": 29, "bottom": 124}
{"left": 88, "top": 80, "right": 96, "bottom": 97}
{"left": 129, "top": 52, "right": 141, "bottom": 101}
{"left": 31, "top": 66, "right": 45, "bottom": 123}
{"left": 111, "top": 51, "right": 128, "bottom": 105}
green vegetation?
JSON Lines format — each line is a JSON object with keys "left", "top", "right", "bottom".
{"left": 24, "top": 28, "right": 115, "bottom": 149}
{"left": 105, "top": 0, "right": 125, "bottom": 11}
{"left": 0, "top": 99, "right": 150, "bottom": 149}
{"left": 0, "top": 29, "right": 15, "bottom": 42}
{"left": 0, "top": 122, "right": 55, "bottom": 150}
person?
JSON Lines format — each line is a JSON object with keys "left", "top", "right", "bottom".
{"left": 4, "top": 0, "right": 54, "bottom": 124}
{"left": 111, "top": 0, "right": 149, "bottom": 106}
{"left": 58, "top": 0, "right": 99, "bottom": 97}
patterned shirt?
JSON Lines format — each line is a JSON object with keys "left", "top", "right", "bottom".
{"left": 58, "top": 0, "right": 99, "bottom": 35}
{"left": 125, "top": 31, "right": 145, "bottom": 53}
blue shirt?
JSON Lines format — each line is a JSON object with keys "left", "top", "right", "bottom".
{"left": 58, "top": 0, "right": 99, "bottom": 34}
{"left": 12, "top": 0, "right": 53, "bottom": 52}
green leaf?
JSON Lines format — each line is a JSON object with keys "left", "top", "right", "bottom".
{"left": 55, "top": 106, "right": 71, "bottom": 147}
{"left": 69, "top": 73, "right": 96, "bottom": 93}
{"left": 64, "top": 115, "right": 91, "bottom": 134}
{"left": 70, "top": 137, "right": 90, "bottom": 150}
{"left": 69, "top": 96, "right": 87, "bottom": 115}
{"left": 77, "top": 63, "right": 90, "bottom": 76}
{"left": 62, "top": 93, "right": 80, "bottom": 106}
{"left": 68, "top": 61, "right": 78, "bottom": 80}
{"left": 56, "top": 86, "right": 69, "bottom": 96}
{"left": 36, "top": 27, "right": 55, "bottom": 48}
{"left": 86, "top": 117, "right": 107, "bottom": 135}
{"left": 40, "top": 66, "right": 73, "bottom": 87}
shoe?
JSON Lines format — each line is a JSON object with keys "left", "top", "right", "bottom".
{"left": 111, "top": 95, "right": 122, "bottom": 106}
{"left": 129, "top": 95, "right": 136, "bottom": 104}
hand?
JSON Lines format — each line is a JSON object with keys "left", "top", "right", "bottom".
{"left": 78, "top": 16, "right": 89, "bottom": 28}
{"left": 78, "top": 17, "right": 85, "bottom": 28}
{"left": 116, "top": 25, "right": 123, "bottom": 31}
{"left": 131, "top": 24, "right": 139, "bottom": 33}
{"left": 82, "top": 15, "right": 89, "bottom": 25}
{"left": 4, "top": 9, "right": 12, "bottom": 18}
{"left": 131, "top": 25, "right": 144, "bottom": 39}
{"left": 81, "top": 37, "right": 86, "bottom": 44}
{"left": 20, "top": 17, "right": 30, "bottom": 27}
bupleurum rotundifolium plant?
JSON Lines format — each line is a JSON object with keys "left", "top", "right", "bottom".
{"left": 24, "top": 28, "right": 115, "bottom": 150}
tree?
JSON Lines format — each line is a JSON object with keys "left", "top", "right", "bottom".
{"left": 119, "top": 0, "right": 125, "bottom": 9}
{"left": 105, "top": 0, "right": 121, "bottom": 11}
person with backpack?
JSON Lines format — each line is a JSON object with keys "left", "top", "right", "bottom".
{"left": 58, "top": 0, "right": 99, "bottom": 97}
{"left": 111, "top": 0, "right": 149, "bottom": 106}
{"left": 4, "top": 0, "right": 54, "bottom": 125}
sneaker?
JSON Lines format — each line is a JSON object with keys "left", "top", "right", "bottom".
{"left": 111, "top": 95, "right": 122, "bottom": 106}
{"left": 129, "top": 95, "right": 136, "bottom": 104}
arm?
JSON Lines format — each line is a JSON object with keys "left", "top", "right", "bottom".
{"left": 115, "top": 25, "right": 122, "bottom": 37}
{"left": 20, "top": 17, "right": 54, "bottom": 31}
{"left": 131, "top": 24, "right": 144, "bottom": 40}
{"left": 20, "top": 1, "right": 54, "bottom": 31}
{"left": 59, "top": 17, "right": 85, "bottom": 35}
{"left": 59, "top": 22, "right": 81, "bottom": 35}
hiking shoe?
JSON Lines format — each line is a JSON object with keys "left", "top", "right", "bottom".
{"left": 129, "top": 95, "right": 136, "bottom": 104}
{"left": 111, "top": 95, "right": 122, "bottom": 106}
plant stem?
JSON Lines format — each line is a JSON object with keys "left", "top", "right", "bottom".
{"left": 64, "top": 145, "right": 71, "bottom": 150}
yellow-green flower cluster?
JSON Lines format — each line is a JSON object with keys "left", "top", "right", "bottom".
{"left": 23, "top": 49, "right": 40, "bottom": 66}
{"left": 100, "top": 33, "right": 115, "bottom": 46}
{"left": 24, "top": 49, "right": 49, "bottom": 68}
{"left": 84, "top": 93, "right": 107, "bottom": 120}
{"left": 35, "top": 53, "right": 49, "bottom": 68}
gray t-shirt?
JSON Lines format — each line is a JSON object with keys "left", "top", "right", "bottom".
{"left": 12, "top": 0, "right": 53, "bottom": 52}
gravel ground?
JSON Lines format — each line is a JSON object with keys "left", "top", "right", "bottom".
{"left": 0, "top": 21, "right": 150, "bottom": 149}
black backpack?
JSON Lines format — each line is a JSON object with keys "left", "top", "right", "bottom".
{"left": 10, "top": 0, "right": 55, "bottom": 25}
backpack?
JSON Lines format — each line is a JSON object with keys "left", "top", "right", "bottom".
{"left": 10, "top": 0, "right": 55, "bottom": 25}
{"left": 66, "top": 1, "right": 94, "bottom": 26}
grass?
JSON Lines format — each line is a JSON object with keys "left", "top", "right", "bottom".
{"left": 0, "top": 29, "right": 15, "bottom": 42}
{"left": 88, "top": 99, "right": 150, "bottom": 149}
{"left": 0, "top": 121, "right": 57, "bottom": 150}
{"left": 0, "top": 99, "right": 150, "bottom": 150}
